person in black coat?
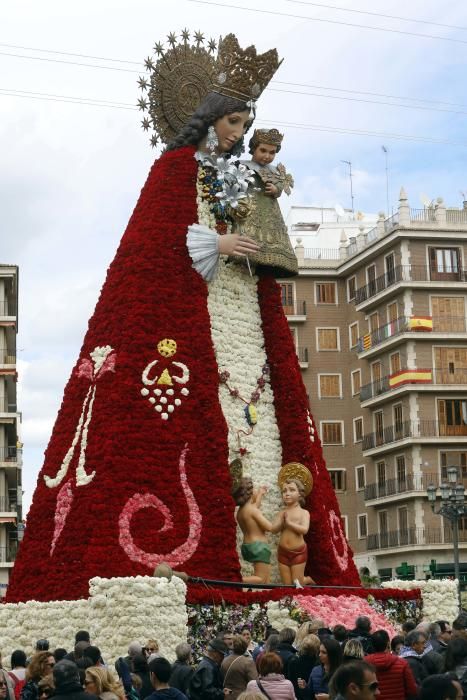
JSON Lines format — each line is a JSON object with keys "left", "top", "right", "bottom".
{"left": 347, "top": 616, "right": 374, "bottom": 655}
{"left": 169, "top": 644, "right": 193, "bottom": 697}
{"left": 287, "top": 635, "right": 319, "bottom": 700}
{"left": 189, "top": 640, "right": 228, "bottom": 700}
{"left": 275, "top": 628, "right": 297, "bottom": 679}
{"left": 52, "top": 661, "right": 98, "bottom": 700}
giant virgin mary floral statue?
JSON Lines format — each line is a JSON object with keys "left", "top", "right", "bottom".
{"left": 7, "top": 32, "right": 359, "bottom": 602}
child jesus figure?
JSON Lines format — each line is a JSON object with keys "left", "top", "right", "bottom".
{"left": 272, "top": 477, "right": 311, "bottom": 586}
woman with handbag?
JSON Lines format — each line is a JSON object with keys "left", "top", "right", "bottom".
{"left": 222, "top": 636, "right": 258, "bottom": 700}
{"left": 246, "top": 654, "right": 296, "bottom": 700}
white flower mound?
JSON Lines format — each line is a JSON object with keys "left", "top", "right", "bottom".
{"left": 0, "top": 577, "right": 187, "bottom": 665}
{"left": 266, "top": 601, "right": 299, "bottom": 631}
{"left": 382, "top": 579, "right": 459, "bottom": 622}
{"left": 207, "top": 260, "right": 283, "bottom": 582}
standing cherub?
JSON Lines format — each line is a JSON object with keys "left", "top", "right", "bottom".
{"left": 232, "top": 476, "right": 273, "bottom": 584}
{"left": 272, "top": 464, "right": 313, "bottom": 586}
{"left": 233, "top": 128, "right": 297, "bottom": 277}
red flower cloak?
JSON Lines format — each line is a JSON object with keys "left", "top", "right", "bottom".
{"left": 7, "top": 146, "right": 358, "bottom": 602}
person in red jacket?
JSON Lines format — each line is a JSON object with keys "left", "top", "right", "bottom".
{"left": 365, "top": 631, "right": 418, "bottom": 700}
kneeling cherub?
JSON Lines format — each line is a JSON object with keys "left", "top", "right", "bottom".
{"left": 233, "top": 476, "right": 273, "bottom": 584}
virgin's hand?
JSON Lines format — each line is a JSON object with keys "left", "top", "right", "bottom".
{"left": 218, "top": 233, "right": 260, "bottom": 257}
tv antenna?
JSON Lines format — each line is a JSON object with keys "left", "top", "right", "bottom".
{"left": 341, "top": 160, "right": 354, "bottom": 214}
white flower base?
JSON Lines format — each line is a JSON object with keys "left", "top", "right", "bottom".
{"left": 0, "top": 577, "right": 187, "bottom": 666}
{"left": 381, "top": 578, "right": 459, "bottom": 621}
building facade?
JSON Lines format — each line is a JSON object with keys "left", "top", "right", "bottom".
{"left": 0, "top": 265, "right": 21, "bottom": 594}
{"left": 280, "top": 192, "right": 467, "bottom": 581}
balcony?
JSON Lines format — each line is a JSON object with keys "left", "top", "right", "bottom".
{"left": 296, "top": 346, "right": 309, "bottom": 368}
{"left": 363, "top": 419, "right": 467, "bottom": 453}
{"left": 367, "top": 526, "right": 467, "bottom": 551}
{"left": 0, "top": 498, "right": 16, "bottom": 513}
{"left": 282, "top": 300, "right": 307, "bottom": 321}
{"left": 0, "top": 349, "right": 15, "bottom": 365}
{"left": 0, "top": 547, "right": 16, "bottom": 564}
{"left": 355, "top": 265, "right": 467, "bottom": 306}
{"left": 0, "top": 398, "right": 17, "bottom": 414}
{"left": 0, "top": 447, "right": 21, "bottom": 465}
{"left": 0, "top": 300, "right": 16, "bottom": 318}
{"left": 360, "top": 367, "right": 467, "bottom": 403}
{"left": 357, "top": 316, "right": 467, "bottom": 355}
{"left": 364, "top": 472, "right": 437, "bottom": 501}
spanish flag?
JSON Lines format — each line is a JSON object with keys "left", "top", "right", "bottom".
{"left": 389, "top": 369, "right": 433, "bottom": 388}
{"left": 409, "top": 316, "right": 433, "bottom": 331}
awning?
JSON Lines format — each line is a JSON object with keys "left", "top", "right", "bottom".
{"left": 0, "top": 517, "right": 16, "bottom": 524}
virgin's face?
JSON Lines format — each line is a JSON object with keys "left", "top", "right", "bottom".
{"left": 282, "top": 481, "right": 300, "bottom": 505}
{"left": 214, "top": 110, "right": 250, "bottom": 153}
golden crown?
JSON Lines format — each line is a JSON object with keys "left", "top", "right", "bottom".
{"left": 251, "top": 128, "right": 284, "bottom": 147}
{"left": 138, "top": 31, "right": 282, "bottom": 147}
{"left": 213, "top": 34, "right": 282, "bottom": 103}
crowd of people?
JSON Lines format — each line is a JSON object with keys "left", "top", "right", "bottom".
{"left": 4, "top": 614, "right": 467, "bottom": 700}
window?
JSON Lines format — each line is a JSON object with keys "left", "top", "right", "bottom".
{"left": 387, "top": 301, "right": 398, "bottom": 323}
{"left": 398, "top": 507, "right": 409, "bottom": 544}
{"left": 348, "top": 276, "right": 357, "bottom": 301}
{"left": 390, "top": 352, "right": 401, "bottom": 375}
{"left": 341, "top": 515, "right": 349, "bottom": 537}
{"left": 385, "top": 253, "right": 396, "bottom": 285}
{"left": 377, "top": 461, "right": 386, "bottom": 487}
{"left": 379, "top": 510, "right": 389, "bottom": 546}
{"left": 319, "top": 374, "right": 342, "bottom": 398}
{"left": 438, "top": 399, "right": 467, "bottom": 436}
{"left": 374, "top": 411, "right": 384, "bottom": 445}
{"left": 353, "top": 417, "right": 363, "bottom": 442}
{"left": 440, "top": 451, "right": 467, "bottom": 481}
{"left": 396, "top": 455, "right": 407, "bottom": 487}
{"left": 321, "top": 421, "right": 343, "bottom": 444}
{"left": 351, "top": 369, "right": 361, "bottom": 396}
{"left": 367, "top": 264, "right": 377, "bottom": 296}
{"left": 369, "top": 312, "right": 379, "bottom": 333}
{"left": 280, "top": 283, "right": 294, "bottom": 314}
{"left": 329, "top": 469, "right": 346, "bottom": 491}
{"left": 317, "top": 328, "right": 339, "bottom": 351}
{"left": 358, "top": 514, "right": 368, "bottom": 538}
{"left": 393, "top": 403, "right": 404, "bottom": 439}
{"left": 315, "top": 282, "right": 337, "bottom": 304}
{"left": 429, "top": 247, "right": 460, "bottom": 280}
{"left": 356, "top": 465, "right": 365, "bottom": 490}
{"left": 432, "top": 297, "right": 465, "bottom": 332}
{"left": 349, "top": 322, "right": 359, "bottom": 348}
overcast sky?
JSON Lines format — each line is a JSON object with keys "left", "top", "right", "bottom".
{"left": 2, "top": 0, "right": 467, "bottom": 514}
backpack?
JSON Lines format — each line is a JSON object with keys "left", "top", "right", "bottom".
{"left": 9, "top": 674, "right": 26, "bottom": 700}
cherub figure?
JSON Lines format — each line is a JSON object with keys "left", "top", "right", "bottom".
{"left": 233, "top": 476, "right": 273, "bottom": 584}
{"left": 234, "top": 128, "right": 297, "bottom": 277}
{"left": 272, "top": 478, "right": 310, "bottom": 586}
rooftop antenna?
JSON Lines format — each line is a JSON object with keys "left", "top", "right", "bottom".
{"left": 341, "top": 160, "right": 354, "bottom": 214}
{"left": 382, "top": 145, "right": 390, "bottom": 216}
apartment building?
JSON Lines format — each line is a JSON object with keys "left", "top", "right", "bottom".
{"left": 280, "top": 191, "right": 467, "bottom": 581}
{"left": 0, "top": 265, "right": 21, "bottom": 594}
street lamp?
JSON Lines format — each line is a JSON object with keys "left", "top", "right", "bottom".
{"left": 427, "top": 468, "right": 467, "bottom": 611}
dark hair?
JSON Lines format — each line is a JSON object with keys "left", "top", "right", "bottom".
{"left": 166, "top": 92, "right": 251, "bottom": 156}
{"left": 444, "top": 637, "right": 467, "bottom": 670}
{"left": 75, "top": 657, "right": 93, "bottom": 670}
{"left": 332, "top": 625, "right": 348, "bottom": 643}
{"left": 419, "top": 674, "right": 457, "bottom": 700}
{"left": 240, "top": 626, "right": 250, "bottom": 634}
{"left": 278, "top": 628, "right": 296, "bottom": 644}
{"left": 149, "top": 657, "right": 172, "bottom": 683}
{"left": 264, "top": 634, "right": 279, "bottom": 653}
{"left": 406, "top": 630, "right": 427, "bottom": 649}
{"left": 36, "top": 639, "right": 50, "bottom": 651}
{"left": 86, "top": 646, "right": 101, "bottom": 666}
{"left": 53, "top": 649, "right": 68, "bottom": 663}
{"left": 232, "top": 635, "right": 248, "bottom": 656}
{"left": 258, "top": 652, "right": 283, "bottom": 676}
{"left": 355, "top": 616, "right": 371, "bottom": 633}
{"left": 402, "top": 620, "right": 416, "bottom": 635}
{"left": 132, "top": 654, "right": 149, "bottom": 673}
{"left": 371, "top": 630, "right": 390, "bottom": 653}
{"left": 232, "top": 477, "right": 253, "bottom": 507}
{"left": 11, "top": 650, "right": 27, "bottom": 668}
{"left": 390, "top": 635, "right": 404, "bottom": 653}
{"left": 321, "top": 637, "right": 343, "bottom": 679}
{"left": 332, "top": 661, "right": 375, "bottom": 695}
{"left": 452, "top": 614, "right": 467, "bottom": 631}
{"left": 75, "top": 631, "right": 90, "bottom": 643}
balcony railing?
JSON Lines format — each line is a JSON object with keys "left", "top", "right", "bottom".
{"left": 357, "top": 316, "right": 467, "bottom": 353}
{"left": 0, "top": 499, "right": 16, "bottom": 513}
{"left": 0, "top": 300, "right": 16, "bottom": 317}
{"left": 0, "top": 398, "right": 17, "bottom": 413}
{"left": 447, "top": 209, "right": 467, "bottom": 224}
{"left": 0, "top": 447, "right": 21, "bottom": 463}
{"left": 364, "top": 472, "right": 437, "bottom": 500}
{"left": 360, "top": 367, "right": 467, "bottom": 402}
{"left": 363, "top": 419, "right": 467, "bottom": 451}
{"left": 282, "top": 300, "right": 307, "bottom": 316}
{"left": 303, "top": 248, "right": 341, "bottom": 260}
{"left": 368, "top": 526, "right": 467, "bottom": 551}
{"left": 355, "top": 264, "right": 467, "bottom": 304}
{"left": 0, "top": 349, "right": 15, "bottom": 364}
{"left": 0, "top": 547, "right": 17, "bottom": 563}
